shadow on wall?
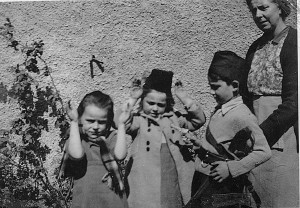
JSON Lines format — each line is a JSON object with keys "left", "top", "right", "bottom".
{"left": 90, "top": 55, "right": 104, "bottom": 78}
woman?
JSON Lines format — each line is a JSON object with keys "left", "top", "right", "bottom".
{"left": 242, "top": 0, "right": 298, "bottom": 207}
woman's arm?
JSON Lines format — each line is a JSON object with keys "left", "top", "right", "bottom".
{"left": 259, "top": 29, "right": 298, "bottom": 146}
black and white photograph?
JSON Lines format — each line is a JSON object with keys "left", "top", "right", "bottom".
{"left": 0, "top": 0, "right": 298, "bottom": 207}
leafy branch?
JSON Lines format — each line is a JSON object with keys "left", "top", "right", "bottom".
{"left": 0, "top": 18, "right": 71, "bottom": 208}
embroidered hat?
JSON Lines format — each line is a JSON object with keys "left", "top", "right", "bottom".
{"left": 143, "top": 69, "right": 173, "bottom": 95}
{"left": 208, "top": 51, "right": 245, "bottom": 82}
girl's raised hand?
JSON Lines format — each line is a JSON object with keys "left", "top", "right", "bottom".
{"left": 66, "top": 100, "right": 79, "bottom": 122}
{"left": 174, "top": 80, "right": 188, "bottom": 101}
{"left": 119, "top": 103, "right": 132, "bottom": 124}
{"left": 130, "top": 78, "right": 143, "bottom": 99}
{"left": 174, "top": 80, "right": 197, "bottom": 110}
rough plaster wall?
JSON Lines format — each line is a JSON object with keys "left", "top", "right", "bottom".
{"left": 0, "top": 0, "right": 297, "bottom": 180}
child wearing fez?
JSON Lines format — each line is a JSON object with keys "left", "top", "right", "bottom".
{"left": 114, "top": 69, "right": 206, "bottom": 208}
{"left": 186, "top": 51, "right": 271, "bottom": 208}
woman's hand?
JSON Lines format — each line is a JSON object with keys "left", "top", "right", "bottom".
{"left": 66, "top": 100, "right": 78, "bottom": 122}
{"left": 210, "top": 161, "right": 230, "bottom": 183}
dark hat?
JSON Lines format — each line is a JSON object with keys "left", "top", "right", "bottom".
{"left": 144, "top": 69, "right": 173, "bottom": 95}
{"left": 208, "top": 51, "right": 245, "bottom": 82}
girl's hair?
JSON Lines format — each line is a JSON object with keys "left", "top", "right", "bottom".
{"left": 140, "top": 86, "right": 175, "bottom": 113}
{"left": 77, "top": 90, "right": 115, "bottom": 130}
{"left": 246, "top": 0, "right": 291, "bottom": 20}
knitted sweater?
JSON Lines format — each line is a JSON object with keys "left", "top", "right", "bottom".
{"left": 242, "top": 27, "right": 298, "bottom": 147}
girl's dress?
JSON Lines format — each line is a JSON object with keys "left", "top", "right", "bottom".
{"left": 64, "top": 131, "right": 128, "bottom": 208}
{"left": 245, "top": 26, "right": 298, "bottom": 208}
{"left": 122, "top": 106, "right": 204, "bottom": 208}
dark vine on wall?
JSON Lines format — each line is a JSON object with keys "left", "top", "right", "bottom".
{"left": 0, "top": 18, "right": 71, "bottom": 208}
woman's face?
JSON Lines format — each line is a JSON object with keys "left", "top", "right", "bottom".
{"left": 248, "top": 0, "right": 282, "bottom": 32}
{"left": 142, "top": 90, "right": 167, "bottom": 118}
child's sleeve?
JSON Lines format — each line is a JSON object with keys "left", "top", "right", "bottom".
{"left": 58, "top": 129, "right": 87, "bottom": 179}
{"left": 61, "top": 139, "right": 87, "bottom": 179}
{"left": 226, "top": 115, "right": 272, "bottom": 178}
{"left": 102, "top": 131, "right": 126, "bottom": 193}
{"left": 174, "top": 81, "right": 206, "bottom": 130}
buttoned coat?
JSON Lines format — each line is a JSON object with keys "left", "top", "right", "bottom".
{"left": 122, "top": 107, "right": 204, "bottom": 208}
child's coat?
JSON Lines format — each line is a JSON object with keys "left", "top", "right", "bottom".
{"left": 123, "top": 106, "right": 204, "bottom": 208}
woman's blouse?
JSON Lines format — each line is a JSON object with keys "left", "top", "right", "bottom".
{"left": 247, "top": 27, "right": 289, "bottom": 95}
{"left": 244, "top": 26, "right": 298, "bottom": 147}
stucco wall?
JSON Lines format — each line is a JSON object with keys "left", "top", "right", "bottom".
{"left": 0, "top": 0, "right": 297, "bottom": 181}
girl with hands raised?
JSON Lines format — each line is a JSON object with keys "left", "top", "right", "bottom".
{"left": 61, "top": 91, "right": 128, "bottom": 208}
{"left": 115, "top": 69, "right": 206, "bottom": 208}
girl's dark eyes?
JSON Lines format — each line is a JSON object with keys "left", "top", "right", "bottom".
{"left": 147, "top": 101, "right": 165, "bottom": 108}
{"left": 147, "top": 102, "right": 155, "bottom": 106}
{"left": 157, "top": 103, "right": 166, "bottom": 108}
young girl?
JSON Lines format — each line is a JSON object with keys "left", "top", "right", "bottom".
{"left": 114, "top": 69, "right": 206, "bottom": 208}
{"left": 63, "top": 91, "right": 128, "bottom": 208}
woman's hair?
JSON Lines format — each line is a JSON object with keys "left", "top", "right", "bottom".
{"left": 246, "top": 0, "right": 291, "bottom": 20}
{"left": 140, "top": 86, "right": 175, "bottom": 113}
{"left": 77, "top": 90, "right": 115, "bottom": 130}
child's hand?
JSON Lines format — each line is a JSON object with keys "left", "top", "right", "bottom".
{"left": 174, "top": 80, "right": 188, "bottom": 101}
{"left": 210, "top": 161, "right": 230, "bottom": 183}
{"left": 174, "top": 80, "right": 197, "bottom": 110}
{"left": 130, "top": 79, "right": 143, "bottom": 99}
{"left": 185, "top": 132, "right": 201, "bottom": 147}
{"left": 170, "top": 124, "right": 201, "bottom": 147}
{"left": 66, "top": 100, "right": 79, "bottom": 122}
{"left": 119, "top": 103, "right": 132, "bottom": 124}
